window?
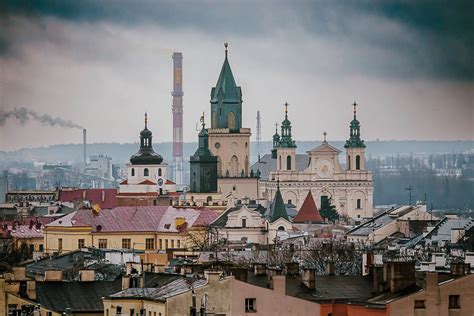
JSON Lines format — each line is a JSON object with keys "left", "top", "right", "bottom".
{"left": 116, "top": 306, "right": 122, "bottom": 315}
{"left": 414, "top": 300, "right": 425, "bottom": 309}
{"left": 131, "top": 168, "right": 135, "bottom": 176}
{"left": 245, "top": 298, "right": 256, "bottom": 312}
{"left": 286, "top": 155, "right": 292, "bottom": 170}
{"left": 98, "top": 239, "right": 108, "bottom": 249}
{"left": 449, "top": 295, "right": 460, "bottom": 309}
{"left": 356, "top": 155, "right": 361, "bottom": 170}
{"left": 278, "top": 226, "right": 285, "bottom": 231}
{"left": 347, "top": 155, "right": 351, "bottom": 170}
{"left": 242, "top": 218, "right": 247, "bottom": 228}
{"left": 158, "top": 168, "right": 162, "bottom": 176}
{"left": 78, "top": 239, "right": 85, "bottom": 249}
{"left": 144, "top": 168, "right": 149, "bottom": 176}
{"left": 159, "top": 239, "right": 163, "bottom": 249}
{"left": 47, "top": 312, "right": 53, "bottom": 316}
{"left": 171, "top": 240, "right": 175, "bottom": 248}
{"left": 58, "top": 238, "right": 63, "bottom": 251}
{"left": 29, "top": 244, "right": 34, "bottom": 253}
{"left": 287, "top": 199, "right": 292, "bottom": 205}
{"left": 165, "top": 239, "right": 169, "bottom": 249}
{"left": 279, "top": 156, "right": 282, "bottom": 170}
{"left": 39, "top": 244, "right": 44, "bottom": 252}
{"left": 122, "top": 238, "right": 131, "bottom": 249}
{"left": 177, "top": 240, "right": 181, "bottom": 248}
{"left": 146, "top": 238, "right": 155, "bottom": 250}
{"left": 356, "top": 199, "right": 361, "bottom": 209}
{"left": 130, "top": 309, "right": 135, "bottom": 316}
{"left": 106, "top": 310, "right": 109, "bottom": 316}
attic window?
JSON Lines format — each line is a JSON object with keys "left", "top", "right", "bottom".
{"left": 164, "top": 224, "right": 171, "bottom": 229}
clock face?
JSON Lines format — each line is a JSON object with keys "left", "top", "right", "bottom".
{"left": 316, "top": 159, "right": 334, "bottom": 179}
{"left": 157, "top": 178, "right": 164, "bottom": 187}
{"left": 215, "top": 142, "right": 221, "bottom": 149}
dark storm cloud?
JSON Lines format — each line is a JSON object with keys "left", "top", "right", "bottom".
{"left": 1, "top": 0, "right": 472, "bottom": 81}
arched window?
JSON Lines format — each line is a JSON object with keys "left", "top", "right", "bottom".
{"left": 279, "top": 156, "right": 282, "bottom": 170}
{"left": 144, "top": 168, "right": 149, "bottom": 176}
{"left": 131, "top": 168, "right": 135, "bottom": 176}
{"left": 347, "top": 155, "right": 351, "bottom": 170}
{"left": 231, "top": 155, "right": 239, "bottom": 176}
{"left": 356, "top": 198, "right": 361, "bottom": 209}
{"left": 278, "top": 226, "right": 285, "bottom": 231}
{"left": 356, "top": 155, "right": 361, "bottom": 170}
{"left": 158, "top": 168, "right": 162, "bottom": 176}
{"left": 228, "top": 112, "right": 235, "bottom": 129}
{"left": 242, "top": 217, "right": 247, "bottom": 228}
{"left": 286, "top": 155, "right": 292, "bottom": 170}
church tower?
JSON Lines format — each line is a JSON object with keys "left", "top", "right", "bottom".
{"left": 208, "top": 43, "right": 251, "bottom": 178}
{"left": 276, "top": 103, "right": 297, "bottom": 171}
{"left": 190, "top": 115, "right": 218, "bottom": 193}
{"left": 344, "top": 102, "right": 366, "bottom": 171}
{"left": 271, "top": 123, "right": 280, "bottom": 159}
{"left": 210, "top": 42, "right": 242, "bottom": 132}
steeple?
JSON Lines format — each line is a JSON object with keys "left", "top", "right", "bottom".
{"left": 271, "top": 122, "right": 280, "bottom": 159}
{"left": 269, "top": 180, "right": 289, "bottom": 222}
{"left": 190, "top": 114, "right": 218, "bottom": 193}
{"left": 210, "top": 42, "right": 243, "bottom": 131}
{"left": 193, "top": 113, "right": 214, "bottom": 158}
{"left": 130, "top": 113, "right": 163, "bottom": 165}
{"left": 279, "top": 102, "right": 296, "bottom": 148}
{"left": 344, "top": 101, "right": 366, "bottom": 148}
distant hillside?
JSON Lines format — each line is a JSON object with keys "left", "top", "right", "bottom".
{"left": 0, "top": 141, "right": 472, "bottom": 166}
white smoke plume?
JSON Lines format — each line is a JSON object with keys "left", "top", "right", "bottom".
{"left": 0, "top": 107, "right": 83, "bottom": 129}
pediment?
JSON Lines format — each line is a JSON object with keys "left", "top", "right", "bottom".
{"left": 307, "top": 142, "right": 341, "bottom": 154}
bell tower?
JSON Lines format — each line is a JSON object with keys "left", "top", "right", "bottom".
{"left": 276, "top": 102, "right": 297, "bottom": 171}
{"left": 344, "top": 102, "right": 366, "bottom": 171}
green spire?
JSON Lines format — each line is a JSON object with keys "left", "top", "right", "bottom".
{"left": 279, "top": 102, "right": 296, "bottom": 148}
{"left": 344, "top": 101, "right": 366, "bottom": 148}
{"left": 193, "top": 113, "right": 214, "bottom": 158}
{"left": 270, "top": 180, "right": 289, "bottom": 222}
{"left": 210, "top": 43, "right": 243, "bottom": 131}
{"left": 271, "top": 122, "right": 280, "bottom": 159}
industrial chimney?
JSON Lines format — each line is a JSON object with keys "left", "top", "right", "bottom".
{"left": 83, "top": 129, "right": 87, "bottom": 165}
{"left": 172, "top": 52, "right": 183, "bottom": 187}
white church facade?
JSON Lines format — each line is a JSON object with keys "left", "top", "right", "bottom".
{"left": 252, "top": 103, "right": 374, "bottom": 220}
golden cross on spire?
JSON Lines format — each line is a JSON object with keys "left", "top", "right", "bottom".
{"left": 323, "top": 131, "right": 327, "bottom": 143}
{"left": 284, "top": 102, "right": 288, "bottom": 114}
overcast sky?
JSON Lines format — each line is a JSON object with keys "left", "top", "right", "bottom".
{"left": 0, "top": 1, "right": 473, "bottom": 151}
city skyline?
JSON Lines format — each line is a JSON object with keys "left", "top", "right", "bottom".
{"left": 1, "top": 1, "right": 473, "bottom": 151}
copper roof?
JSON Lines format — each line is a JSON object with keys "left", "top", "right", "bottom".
{"left": 293, "top": 191, "right": 324, "bottom": 223}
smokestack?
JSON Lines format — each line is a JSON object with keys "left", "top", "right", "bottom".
{"left": 172, "top": 52, "right": 184, "bottom": 187}
{"left": 83, "top": 129, "right": 87, "bottom": 165}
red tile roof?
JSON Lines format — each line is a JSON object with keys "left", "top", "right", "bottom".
{"left": 46, "top": 206, "right": 219, "bottom": 233}
{"left": 120, "top": 180, "right": 128, "bottom": 185}
{"left": 165, "top": 180, "right": 176, "bottom": 185}
{"left": 59, "top": 189, "right": 118, "bottom": 209}
{"left": 293, "top": 191, "right": 324, "bottom": 223}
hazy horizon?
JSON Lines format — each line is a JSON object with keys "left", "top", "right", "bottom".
{"left": 1, "top": 1, "right": 473, "bottom": 151}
